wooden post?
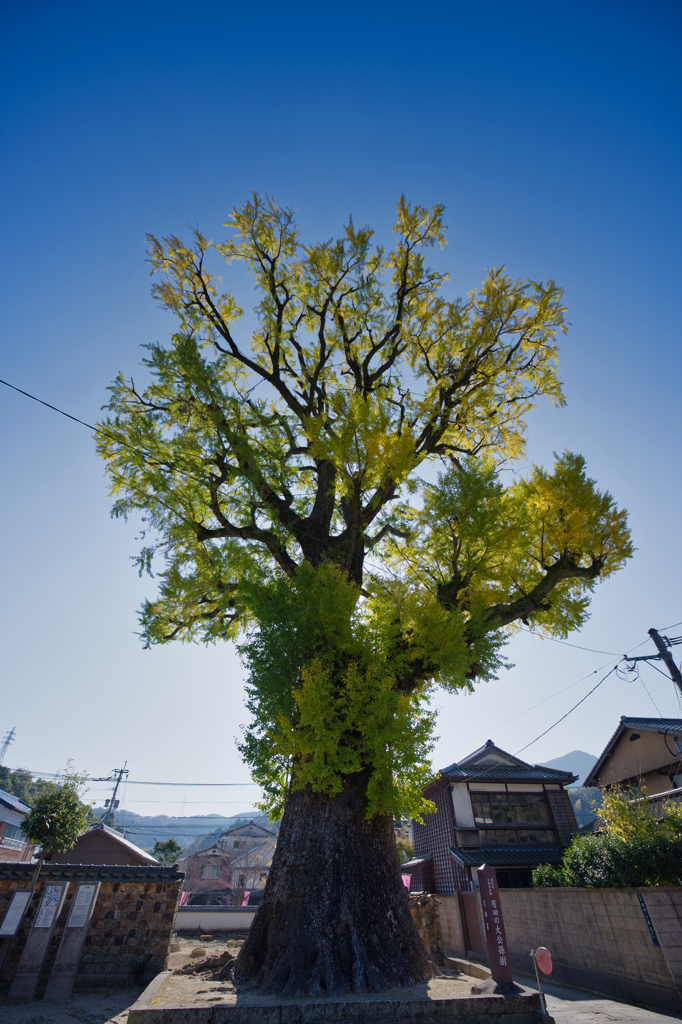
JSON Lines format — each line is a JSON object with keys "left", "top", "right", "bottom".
{"left": 8, "top": 882, "right": 69, "bottom": 1000}
{"left": 44, "top": 882, "right": 101, "bottom": 1001}
{"left": 477, "top": 864, "right": 514, "bottom": 990}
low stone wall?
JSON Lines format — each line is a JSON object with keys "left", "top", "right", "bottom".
{"left": 0, "top": 862, "right": 183, "bottom": 992}
{"left": 408, "top": 896, "right": 444, "bottom": 959}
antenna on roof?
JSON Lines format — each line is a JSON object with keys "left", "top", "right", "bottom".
{"left": 0, "top": 727, "right": 16, "bottom": 766}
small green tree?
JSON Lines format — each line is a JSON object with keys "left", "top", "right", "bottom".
{"left": 20, "top": 764, "right": 92, "bottom": 883}
{"left": 152, "top": 837, "right": 183, "bottom": 864}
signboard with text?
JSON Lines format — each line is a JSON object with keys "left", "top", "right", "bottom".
{"left": 35, "top": 884, "right": 65, "bottom": 928}
{"left": 477, "top": 863, "right": 513, "bottom": 986}
{"left": 0, "top": 890, "right": 32, "bottom": 937}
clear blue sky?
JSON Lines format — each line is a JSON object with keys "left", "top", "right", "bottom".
{"left": 1, "top": 0, "right": 681, "bottom": 817}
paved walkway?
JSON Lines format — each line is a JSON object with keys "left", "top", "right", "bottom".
{"left": 521, "top": 974, "right": 682, "bottom": 1023}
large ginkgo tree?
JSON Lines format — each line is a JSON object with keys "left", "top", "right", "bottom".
{"left": 98, "top": 195, "right": 632, "bottom": 997}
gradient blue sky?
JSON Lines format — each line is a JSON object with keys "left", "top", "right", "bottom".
{"left": 1, "top": 1, "right": 681, "bottom": 818}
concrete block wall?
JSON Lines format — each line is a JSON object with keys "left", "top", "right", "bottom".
{"left": 436, "top": 895, "right": 466, "bottom": 958}
{"left": 499, "top": 886, "right": 682, "bottom": 1013}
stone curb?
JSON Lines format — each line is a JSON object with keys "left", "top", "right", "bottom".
{"left": 130, "top": 970, "right": 173, "bottom": 1011}
{"left": 127, "top": 989, "right": 549, "bottom": 1024}
{"left": 442, "top": 959, "right": 491, "bottom": 981}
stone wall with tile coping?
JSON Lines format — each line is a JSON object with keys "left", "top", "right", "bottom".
{"left": 0, "top": 863, "right": 183, "bottom": 992}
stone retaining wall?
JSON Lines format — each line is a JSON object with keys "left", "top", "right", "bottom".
{"left": 0, "top": 862, "right": 183, "bottom": 992}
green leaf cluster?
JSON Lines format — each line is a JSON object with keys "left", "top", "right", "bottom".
{"left": 152, "top": 837, "right": 184, "bottom": 864}
{"left": 533, "top": 788, "right": 682, "bottom": 888}
{"left": 21, "top": 785, "right": 91, "bottom": 855}
{"left": 96, "top": 195, "right": 633, "bottom": 821}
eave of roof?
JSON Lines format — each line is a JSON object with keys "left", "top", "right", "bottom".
{"left": 83, "top": 823, "right": 160, "bottom": 864}
{"left": 219, "top": 821, "right": 277, "bottom": 838}
{"left": 401, "top": 856, "right": 433, "bottom": 871}
{"left": 0, "top": 789, "right": 31, "bottom": 815}
{"left": 450, "top": 845, "right": 565, "bottom": 867}
{"left": 0, "top": 863, "right": 183, "bottom": 882}
{"left": 439, "top": 764, "right": 576, "bottom": 783}
{"left": 456, "top": 740, "right": 532, "bottom": 771}
{"left": 584, "top": 716, "right": 682, "bottom": 788}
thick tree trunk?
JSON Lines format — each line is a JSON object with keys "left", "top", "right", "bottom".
{"left": 234, "top": 772, "right": 433, "bottom": 997}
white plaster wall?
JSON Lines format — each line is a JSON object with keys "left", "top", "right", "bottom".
{"left": 450, "top": 784, "right": 475, "bottom": 827}
{"left": 176, "top": 908, "right": 256, "bottom": 931}
{"left": 0, "top": 808, "right": 25, "bottom": 828}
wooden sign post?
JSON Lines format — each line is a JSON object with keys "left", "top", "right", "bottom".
{"left": 8, "top": 882, "right": 69, "bottom": 1000}
{"left": 0, "top": 890, "right": 33, "bottom": 971}
{"left": 44, "top": 882, "right": 101, "bottom": 1001}
{"left": 477, "top": 863, "right": 515, "bottom": 992}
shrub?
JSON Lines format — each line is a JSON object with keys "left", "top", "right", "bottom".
{"left": 531, "top": 863, "right": 566, "bottom": 887}
{"left": 534, "top": 787, "right": 682, "bottom": 888}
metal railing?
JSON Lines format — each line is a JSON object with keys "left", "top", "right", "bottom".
{"left": 645, "top": 786, "right": 682, "bottom": 818}
{"left": 0, "top": 836, "right": 25, "bottom": 851}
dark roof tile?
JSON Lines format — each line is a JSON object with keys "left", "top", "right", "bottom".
{"left": 440, "top": 764, "right": 575, "bottom": 782}
{"left": 0, "top": 788, "right": 31, "bottom": 814}
{"left": 450, "top": 845, "right": 565, "bottom": 867}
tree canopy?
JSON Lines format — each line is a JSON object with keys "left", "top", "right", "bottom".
{"left": 152, "top": 837, "right": 183, "bottom": 864}
{"left": 20, "top": 765, "right": 92, "bottom": 881}
{"left": 98, "top": 195, "right": 633, "bottom": 822}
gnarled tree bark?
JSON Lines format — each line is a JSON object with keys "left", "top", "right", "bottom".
{"left": 234, "top": 772, "right": 433, "bottom": 997}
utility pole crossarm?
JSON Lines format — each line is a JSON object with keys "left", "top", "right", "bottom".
{"left": 648, "top": 628, "right": 682, "bottom": 696}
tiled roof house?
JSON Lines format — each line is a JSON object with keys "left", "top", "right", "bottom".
{"left": 405, "top": 739, "right": 578, "bottom": 891}
{"left": 584, "top": 716, "right": 682, "bottom": 795}
{"left": 0, "top": 788, "right": 35, "bottom": 862}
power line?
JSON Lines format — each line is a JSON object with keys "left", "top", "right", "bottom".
{"left": 640, "top": 657, "right": 682, "bottom": 716}
{"left": 464, "top": 658, "right": 618, "bottom": 745}
{"left": 514, "top": 666, "right": 618, "bottom": 756}
{"left": 520, "top": 629, "right": 622, "bottom": 656}
{"left": 3, "top": 769, "right": 257, "bottom": 786}
{"left": 639, "top": 678, "right": 663, "bottom": 716}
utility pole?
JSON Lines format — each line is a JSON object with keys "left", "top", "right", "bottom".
{"left": 627, "top": 628, "right": 682, "bottom": 696}
{"left": 0, "top": 727, "right": 16, "bottom": 766}
{"left": 648, "top": 628, "right": 682, "bottom": 694}
{"left": 100, "top": 764, "right": 128, "bottom": 826}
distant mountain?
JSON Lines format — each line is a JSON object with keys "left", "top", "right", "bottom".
{"left": 538, "top": 750, "right": 597, "bottom": 787}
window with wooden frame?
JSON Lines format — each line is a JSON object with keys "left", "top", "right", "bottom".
{"left": 470, "top": 792, "right": 556, "bottom": 845}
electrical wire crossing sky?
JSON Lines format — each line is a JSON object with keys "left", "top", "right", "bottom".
{"left": 0, "top": 0, "right": 681, "bottom": 813}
